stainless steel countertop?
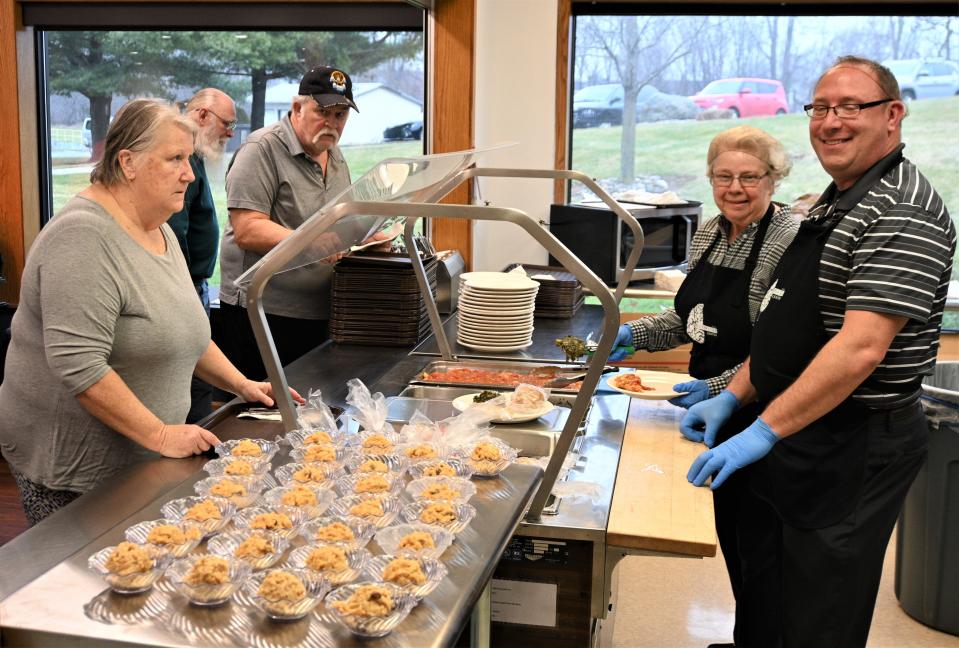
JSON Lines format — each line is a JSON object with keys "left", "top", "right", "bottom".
{"left": 0, "top": 304, "right": 636, "bottom": 645}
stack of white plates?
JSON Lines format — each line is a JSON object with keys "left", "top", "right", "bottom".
{"left": 457, "top": 272, "right": 539, "bottom": 352}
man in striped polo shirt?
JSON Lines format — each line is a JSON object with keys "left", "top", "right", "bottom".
{"left": 682, "top": 55, "right": 955, "bottom": 647}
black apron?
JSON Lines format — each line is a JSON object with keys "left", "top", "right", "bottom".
{"left": 675, "top": 205, "right": 772, "bottom": 384}
{"left": 749, "top": 183, "right": 909, "bottom": 528}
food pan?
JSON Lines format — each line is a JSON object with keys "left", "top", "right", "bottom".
{"left": 410, "top": 359, "right": 588, "bottom": 395}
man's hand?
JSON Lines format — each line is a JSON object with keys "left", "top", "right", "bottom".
{"left": 679, "top": 389, "right": 739, "bottom": 446}
{"left": 669, "top": 380, "right": 710, "bottom": 409}
{"left": 686, "top": 417, "right": 780, "bottom": 489}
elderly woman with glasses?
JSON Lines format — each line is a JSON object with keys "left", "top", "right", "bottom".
{"left": 0, "top": 99, "right": 302, "bottom": 527}
{"left": 610, "top": 125, "right": 799, "bottom": 648}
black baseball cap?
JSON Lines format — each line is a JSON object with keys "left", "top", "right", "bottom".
{"left": 299, "top": 66, "right": 359, "bottom": 112}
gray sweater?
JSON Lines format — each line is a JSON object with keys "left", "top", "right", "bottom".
{"left": 0, "top": 196, "right": 210, "bottom": 492}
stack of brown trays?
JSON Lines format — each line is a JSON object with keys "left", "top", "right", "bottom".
{"left": 503, "top": 263, "right": 584, "bottom": 318}
{"left": 331, "top": 251, "right": 438, "bottom": 346}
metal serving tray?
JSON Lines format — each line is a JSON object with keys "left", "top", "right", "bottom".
{"left": 410, "top": 358, "right": 589, "bottom": 395}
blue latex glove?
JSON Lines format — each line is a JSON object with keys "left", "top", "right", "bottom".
{"left": 668, "top": 380, "right": 710, "bottom": 409}
{"left": 608, "top": 325, "right": 634, "bottom": 362}
{"left": 687, "top": 417, "right": 780, "bottom": 490}
{"left": 678, "top": 389, "right": 739, "bottom": 446}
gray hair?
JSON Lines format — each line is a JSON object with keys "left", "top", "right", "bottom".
{"left": 90, "top": 99, "right": 196, "bottom": 187}
{"left": 706, "top": 125, "right": 792, "bottom": 183}
{"left": 186, "top": 88, "right": 228, "bottom": 112}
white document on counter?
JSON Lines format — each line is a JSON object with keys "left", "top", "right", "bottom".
{"left": 490, "top": 578, "right": 557, "bottom": 627}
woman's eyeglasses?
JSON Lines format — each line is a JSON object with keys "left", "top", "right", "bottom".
{"left": 710, "top": 172, "right": 768, "bottom": 187}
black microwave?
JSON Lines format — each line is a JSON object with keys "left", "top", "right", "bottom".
{"left": 548, "top": 201, "right": 702, "bottom": 284}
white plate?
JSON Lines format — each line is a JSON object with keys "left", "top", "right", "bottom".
{"left": 604, "top": 370, "right": 694, "bottom": 400}
{"left": 456, "top": 331, "right": 532, "bottom": 346}
{"left": 459, "top": 304, "right": 536, "bottom": 317}
{"left": 460, "top": 296, "right": 537, "bottom": 307}
{"left": 460, "top": 272, "right": 539, "bottom": 291}
{"left": 458, "top": 327, "right": 533, "bottom": 339}
{"left": 451, "top": 393, "right": 555, "bottom": 423}
{"left": 457, "top": 339, "right": 534, "bottom": 352}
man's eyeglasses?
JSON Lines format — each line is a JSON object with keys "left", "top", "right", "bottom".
{"left": 803, "top": 98, "right": 893, "bottom": 119}
{"left": 710, "top": 172, "right": 768, "bottom": 188}
{"left": 198, "top": 107, "right": 237, "bottom": 130}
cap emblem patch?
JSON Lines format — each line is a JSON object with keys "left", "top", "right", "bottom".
{"left": 330, "top": 70, "right": 347, "bottom": 93}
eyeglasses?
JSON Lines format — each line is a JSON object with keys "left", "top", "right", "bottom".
{"left": 803, "top": 98, "right": 893, "bottom": 119}
{"left": 710, "top": 172, "right": 768, "bottom": 188}
{"left": 198, "top": 107, "right": 237, "bottom": 130}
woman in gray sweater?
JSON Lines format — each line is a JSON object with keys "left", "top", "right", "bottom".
{"left": 0, "top": 99, "right": 297, "bottom": 525}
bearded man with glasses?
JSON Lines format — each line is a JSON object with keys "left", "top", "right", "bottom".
{"left": 682, "top": 55, "right": 955, "bottom": 647}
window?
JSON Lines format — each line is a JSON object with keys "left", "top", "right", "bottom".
{"left": 569, "top": 14, "right": 958, "bottom": 217}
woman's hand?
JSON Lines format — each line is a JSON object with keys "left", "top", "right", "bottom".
{"left": 156, "top": 424, "right": 220, "bottom": 458}
{"left": 235, "top": 378, "right": 305, "bottom": 406}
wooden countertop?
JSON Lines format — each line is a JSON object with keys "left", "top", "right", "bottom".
{"left": 607, "top": 398, "right": 717, "bottom": 557}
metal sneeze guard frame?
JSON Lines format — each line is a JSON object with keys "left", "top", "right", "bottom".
{"left": 244, "top": 164, "right": 645, "bottom": 520}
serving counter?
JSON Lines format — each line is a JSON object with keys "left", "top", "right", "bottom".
{"left": 0, "top": 306, "right": 715, "bottom": 647}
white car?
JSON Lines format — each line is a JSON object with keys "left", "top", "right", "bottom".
{"left": 81, "top": 117, "right": 91, "bottom": 148}
{"left": 883, "top": 59, "right": 959, "bottom": 101}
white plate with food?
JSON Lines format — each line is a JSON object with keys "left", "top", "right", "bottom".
{"left": 605, "top": 370, "right": 694, "bottom": 400}
{"left": 451, "top": 392, "right": 554, "bottom": 423}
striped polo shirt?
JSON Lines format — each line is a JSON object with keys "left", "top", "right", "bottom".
{"left": 809, "top": 145, "right": 955, "bottom": 408}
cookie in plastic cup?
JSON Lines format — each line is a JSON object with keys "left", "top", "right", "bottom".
{"left": 374, "top": 523, "right": 454, "bottom": 560}
{"left": 407, "top": 458, "right": 474, "bottom": 480}
{"left": 396, "top": 442, "right": 448, "bottom": 464}
{"left": 88, "top": 542, "right": 171, "bottom": 594}
{"left": 274, "top": 461, "right": 342, "bottom": 487}
{"left": 288, "top": 544, "right": 371, "bottom": 586}
{"left": 325, "top": 581, "right": 417, "bottom": 638}
{"left": 366, "top": 554, "right": 448, "bottom": 600}
{"left": 284, "top": 428, "right": 354, "bottom": 449}
{"left": 357, "top": 431, "right": 402, "bottom": 455}
{"left": 124, "top": 518, "right": 203, "bottom": 558}
{"left": 233, "top": 505, "right": 307, "bottom": 540}
{"left": 400, "top": 500, "right": 477, "bottom": 536}
{"left": 207, "top": 529, "right": 290, "bottom": 571}
{"left": 346, "top": 453, "right": 409, "bottom": 477}
{"left": 333, "top": 471, "right": 404, "bottom": 497}
{"left": 405, "top": 476, "right": 477, "bottom": 504}
{"left": 244, "top": 568, "right": 331, "bottom": 621}
{"left": 260, "top": 484, "right": 336, "bottom": 520}
{"left": 194, "top": 474, "right": 271, "bottom": 508}
{"left": 202, "top": 456, "right": 272, "bottom": 479}
{"left": 289, "top": 443, "right": 354, "bottom": 470}
{"left": 299, "top": 516, "right": 377, "bottom": 550}
{"left": 161, "top": 496, "right": 236, "bottom": 536}
{"left": 213, "top": 438, "right": 279, "bottom": 464}
{"left": 457, "top": 436, "right": 517, "bottom": 478}
{"left": 166, "top": 553, "right": 251, "bottom": 606}
{"left": 329, "top": 493, "right": 402, "bottom": 528}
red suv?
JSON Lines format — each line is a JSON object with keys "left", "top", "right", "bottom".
{"left": 690, "top": 78, "right": 789, "bottom": 118}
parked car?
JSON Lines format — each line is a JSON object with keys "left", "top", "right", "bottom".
{"left": 81, "top": 117, "right": 92, "bottom": 148}
{"left": 689, "top": 77, "right": 789, "bottom": 118}
{"left": 572, "top": 83, "right": 660, "bottom": 128}
{"left": 383, "top": 120, "right": 423, "bottom": 141}
{"left": 883, "top": 59, "right": 959, "bottom": 101}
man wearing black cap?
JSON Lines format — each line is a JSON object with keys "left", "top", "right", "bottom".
{"left": 216, "top": 66, "right": 359, "bottom": 380}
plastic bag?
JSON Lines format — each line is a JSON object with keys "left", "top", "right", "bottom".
{"left": 295, "top": 388, "right": 338, "bottom": 432}
{"left": 345, "top": 378, "right": 389, "bottom": 433}
{"left": 551, "top": 480, "right": 602, "bottom": 503}
{"left": 400, "top": 410, "right": 443, "bottom": 442}
{"left": 515, "top": 452, "right": 580, "bottom": 481}
{"left": 439, "top": 406, "right": 494, "bottom": 447}
{"left": 510, "top": 383, "right": 551, "bottom": 414}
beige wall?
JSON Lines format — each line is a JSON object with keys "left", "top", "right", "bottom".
{"left": 471, "top": 0, "right": 557, "bottom": 272}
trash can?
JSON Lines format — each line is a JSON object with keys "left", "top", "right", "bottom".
{"left": 894, "top": 361, "right": 959, "bottom": 636}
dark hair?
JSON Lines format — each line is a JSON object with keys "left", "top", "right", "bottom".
{"left": 819, "top": 55, "right": 902, "bottom": 102}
